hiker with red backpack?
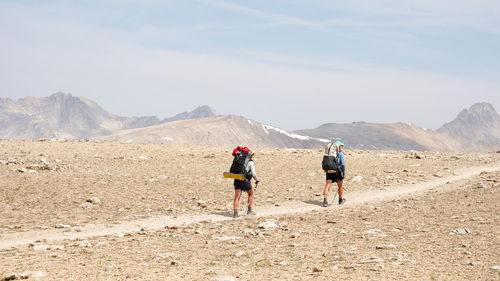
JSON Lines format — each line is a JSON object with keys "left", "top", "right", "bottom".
{"left": 229, "top": 146, "right": 260, "bottom": 218}
{"left": 322, "top": 141, "right": 346, "bottom": 207}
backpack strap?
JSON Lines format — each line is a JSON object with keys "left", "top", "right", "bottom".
{"left": 327, "top": 142, "right": 335, "bottom": 155}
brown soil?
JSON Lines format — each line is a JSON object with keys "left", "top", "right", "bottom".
{"left": 1, "top": 140, "right": 499, "bottom": 280}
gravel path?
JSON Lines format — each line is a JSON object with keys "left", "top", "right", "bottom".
{"left": 2, "top": 164, "right": 498, "bottom": 250}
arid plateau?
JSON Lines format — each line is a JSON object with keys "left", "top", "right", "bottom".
{"left": 1, "top": 140, "right": 499, "bottom": 280}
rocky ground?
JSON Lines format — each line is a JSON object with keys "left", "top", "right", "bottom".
{"left": 0, "top": 140, "right": 499, "bottom": 280}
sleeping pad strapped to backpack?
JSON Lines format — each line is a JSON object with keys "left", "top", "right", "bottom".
{"left": 230, "top": 146, "right": 251, "bottom": 180}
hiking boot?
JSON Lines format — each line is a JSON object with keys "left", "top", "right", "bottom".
{"left": 247, "top": 207, "right": 256, "bottom": 216}
{"left": 339, "top": 198, "right": 346, "bottom": 205}
{"left": 233, "top": 210, "right": 239, "bottom": 218}
{"left": 322, "top": 198, "right": 328, "bottom": 207}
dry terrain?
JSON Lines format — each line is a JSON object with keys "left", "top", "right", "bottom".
{"left": 0, "top": 140, "right": 499, "bottom": 280}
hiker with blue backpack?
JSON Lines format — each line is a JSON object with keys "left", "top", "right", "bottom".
{"left": 229, "top": 147, "right": 261, "bottom": 218}
{"left": 322, "top": 141, "right": 346, "bottom": 207}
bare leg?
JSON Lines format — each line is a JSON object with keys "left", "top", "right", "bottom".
{"left": 337, "top": 181, "right": 343, "bottom": 198}
{"left": 247, "top": 188, "right": 254, "bottom": 208}
{"left": 323, "top": 179, "right": 333, "bottom": 198}
{"left": 322, "top": 179, "right": 333, "bottom": 207}
{"left": 233, "top": 189, "right": 242, "bottom": 211}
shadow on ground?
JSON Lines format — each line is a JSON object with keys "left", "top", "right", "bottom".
{"left": 210, "top": 211, "right": 234, "bottom": 218}
{"left": 302, "top": 200, "right": 323, "bottom": 207}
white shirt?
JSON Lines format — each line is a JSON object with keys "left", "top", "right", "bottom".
{"left": 246, "top": 161, "right": 259, "bottom": 181}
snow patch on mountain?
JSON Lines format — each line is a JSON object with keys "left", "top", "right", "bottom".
{"left": 262, "top": 124, "right": 329, "bottom": 142}
{"left": 262, "top": 124, "right": 269, "bottom": 134}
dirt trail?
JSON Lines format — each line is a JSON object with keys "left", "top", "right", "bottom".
{"left": 1, "top": 164, "right": 498, "bottom": 250}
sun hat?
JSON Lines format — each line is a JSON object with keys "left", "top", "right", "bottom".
{"left": 334, "top": 141, "right": 344, "bottom": 147}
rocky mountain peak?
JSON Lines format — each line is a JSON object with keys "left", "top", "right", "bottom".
{"left": 50, "top": 92, "right": 72, "bottom": 99}
{"left": 438, "top": 102, "right": 500, "bottom": 143}
{"left": 163, "top": 105, "right": 219, "bottom": 123}
{"left": 455, "top": 102, "right": 499, "bottom": 125}
{"left": 190, "top": 105, "right": 219, "bottom": 118}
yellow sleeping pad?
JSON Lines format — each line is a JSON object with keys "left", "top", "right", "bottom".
{"left": 223, "top": 172, "right": 245, "bottom": 181}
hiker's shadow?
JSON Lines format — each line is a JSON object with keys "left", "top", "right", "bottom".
{"left": 211, "top": 211, "right": 234, "bottom": 218}
{"left": 303, "top": 200, "right": 323, "bottom": 207}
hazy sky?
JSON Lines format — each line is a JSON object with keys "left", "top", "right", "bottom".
{"left": 1, "top": 0, "right": 499, "bottom": 130}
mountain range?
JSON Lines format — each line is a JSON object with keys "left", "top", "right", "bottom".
{"left": 0, "top": 93, "right": 216, "bottom": 140}
{"left": 0, "top": 93, "right": 499, "bottom": 152}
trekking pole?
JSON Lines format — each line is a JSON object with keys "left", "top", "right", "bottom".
{"left": 332, "top": 187, "right": 339, "bottom": 202}
{"left": 248, "top": 181, "right": 259, "bottom": 214}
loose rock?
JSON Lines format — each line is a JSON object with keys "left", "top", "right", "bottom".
{"left": 33, "top": 244, "right": 64, "bottom": 251}
{"left": 351, "top": 175, "right": 363, "bottom": 182}
{"left": 1, "top": 274, "right": 18, "bottom": 281}
{"left": 153, "top": 253, "right": 174, "bottom": 260}
{"left": 86, "top": 197, "right": 101, "bottom": 204}
{"left": 342, "top": 250, "right": 356, "bottom": 255}
{"left": 371, "top": 266, "right": 384, "bottom": 271}
{"left": 19, "top": 271, "right": 45, "bottom": 279}
{"left": 215, "top": 236, "right": 243, "bottom": 241}
{"left": 312, "top": 267, "right": 323, "bottom": 273}
{"left": 376, "top": 244, "right": 397, "bottom": 250}
{"left": 106, "top": 263, "right": 116, "bottom": 271}
{"left": 55, "top": 224, "right": 71, "bottom": 229}
{"left": 477, "top": 183, "right": 487, "bottom": 189}
{"left": 80, "top": 202, "right": 93, "bottom": 209}
{"left": 170, "top": 260, "right": 181, "bottom": 265}
{"left": 258, "top": 220, "right": 278, "bottom": 230}
{"left": 362, "top": 256, "right": 384, "bottom": 263}
{"left": 364, "top": 229, "right": 382, "bottom": 234}
{"left": 451, "top": 228, "right": 471, "bottom": 235}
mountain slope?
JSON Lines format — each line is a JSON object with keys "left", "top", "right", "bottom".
{"left": 0, "top": 93, "right": 161, "bottom": 139}
{"left": 295, "top": 122, "right": 469, "bottom": 151}
{"left": 438, "top": 102, "right": 500, "bottom": 144}
{"left": 96, "top": 115, "right": 328, "bottom": 148}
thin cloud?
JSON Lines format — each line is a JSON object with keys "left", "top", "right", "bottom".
{"left": 195, "top": 0, "right": 328, "bottom": 30}
{"left": 197, "top": 0, "right": 500, "bottom": 32}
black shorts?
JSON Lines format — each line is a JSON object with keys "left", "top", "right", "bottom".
{"left": 326, "top": 172, "right": 343, "bottom": 183}
{"left": 234, "top": 179, "right": 252, "bottom": 191}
